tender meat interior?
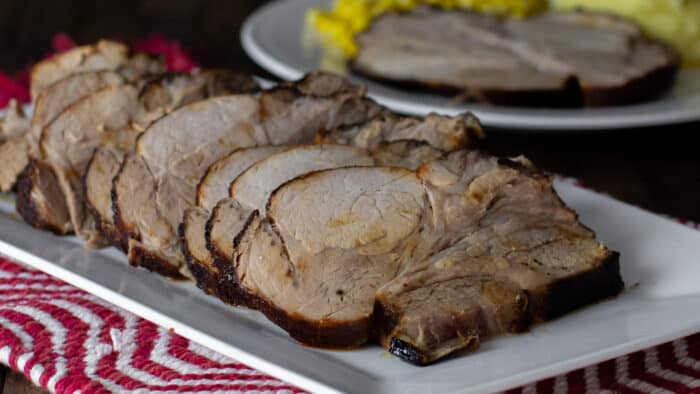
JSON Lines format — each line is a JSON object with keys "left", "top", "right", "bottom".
{"left": 30, "top": 40, "right": 130, "bottom": 100}
{"left": 40, "top": 85, "right": 141, "bottom": 246}
{"left": 29, "top": 71, "right": 125, "bottom": 152}
{"left": 197, "top": 145, "right": 289, "bottom": 210}
{"left": 15, "top": 159, "right": 73, "bottom": 235}
{"left": 353, "top": 7, "right": 678, "bottom": 106}
{"left": 234, "top": 152, "right": 620, "bottom": 363}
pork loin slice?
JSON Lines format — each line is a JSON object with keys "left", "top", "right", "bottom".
{"left": 353, "top": 7, "right": 678, "bottom": 107}
{"left": 83, "top": 147, "right": 126, "bottom": 248}
{"left": 234, "top": 167, "right": 425, "bottom": 347}
{"left": 83, "top": 71, "right": 262, "bottom": 247}
{"left": 29, "top": 71, "right": 125, "bottom": 152}
{"left": 40, "top": 84, "right": 141, "bottom": 246}
{"left": 230, "top": 145, "right": 374, "bottom": 213}
{"left": 114, "top": 95, "right": 267, "bottom": 277}
{"left": 132, "top": 70, "right": 261, "bottom": 130}
{"left": 260, "top": 73, "right": 383, "bottom": 145}
{"left": 16, "top": 159, "right": 73, "bottom": 235}
{"left": 318, "top": 112, "right": 483, "bottom": 152}
{"left": 0, "top": 138, "right": 30, "bottom": 192}
{"left": 196, "top": 145, "right": 289, "bottom": 210}
{"left": 30, "top": 40, "right": 130, "bottom": 100}
{"left": 181, "top": 145, "right": 289, "bottom": 293}
{"left": 233, "top": 153, "right": 622, "bottom": 363}
{"left": 192, "top": 145, "right": 373, "bottom": 300}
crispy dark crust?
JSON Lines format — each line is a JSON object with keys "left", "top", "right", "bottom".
{"left": 206, "top": 207, "right": 251, "bottom": 306}
{"left": 351, "top": 63, "right": 584, "bottom": 108}
{"left": 527, "top": 250, "right": 623, "bottom": 322}
{"left": 110, "top": 157, "right": 135, "bottom": 252}
{"left": 352, "top": 38, "right": 680, "bottom": 108}
{"left": 377, "top": 251, "right": 623, "bottom": 365}
{"left": 82, "top": 151, "right": 125, "bottom": 251}
{"left": 230, "top": 211, "right": 372, "bottom": 349}
{"left": 15, "top": 160, "right": 72, "bottom": 235}
{"left": 127, "top": 242, "right": 187, "bottom": 280}
{"left": 581, "top": 58, "right": 679, "bottom": 107}
{"left": 179, "top": 219, "right": 218, "bottom": 295}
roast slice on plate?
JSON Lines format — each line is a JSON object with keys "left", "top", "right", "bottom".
{"left": 1, "top": 52, "right": 625, "bottom": 366}
{"left": 114, "top": 72, "right": 389, "bottom": 279}
{"left": 233, "top": 151, "right": 622, "bottom": 364}
{"left": 15, "top": 159, "right": 73, "bottom": 235}
{"left": 353, "top": 7, "right": 680, "bottom": 107}
{"left": 83, "top": 70, "right": 261, "bottom": 249}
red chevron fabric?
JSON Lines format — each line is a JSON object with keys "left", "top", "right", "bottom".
{"left": 1, "top": 253, "right": 699, "bottom": 394}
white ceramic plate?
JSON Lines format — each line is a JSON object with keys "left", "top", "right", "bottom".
{"left": 241, "top": 0, "right": 700, "bottom": 130}
{"left": 1, "top": 181, "right": 699, "bottom": 394}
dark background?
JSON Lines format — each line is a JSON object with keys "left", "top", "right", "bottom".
{"left": 0, "top": 0, "right": 698, "bottom": 223}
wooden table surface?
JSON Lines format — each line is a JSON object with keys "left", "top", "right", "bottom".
{"left": 0, "top": 1, "right": 698, "bottom": 392}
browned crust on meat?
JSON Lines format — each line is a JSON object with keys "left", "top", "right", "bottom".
{"left": 127, "top": 241, "right": 187, "bottom": 280}
{"left": 179, "top": 219, "right": 218, "bottom": 295}
{"left": 351, "top": 62, "right": 584, "bottom": 108}
{"left": 15, "top": 160, "right": 72, "bottom": 235}
{"left": 243, "top": 291, "right": 372, "bottom": 349}
{"left": 376, "top": 251, "right": 623, "bottom": 365}
{"left": 580, "top": 56, "right": 679, "bottom": 107}
{"left": 527, "top": 250, "right": 623, "bottom": 322}
{"left": 110, "top": 157, "right": 135, "bottom": 252}
{"left": 229, "top": 211, "right": 372, "bottom": 348}
{"left": 82, "top": 150, "right": 123, "bottom": 251}
{"left": 351, "top": 42, "right": 680, "bottom": 108}
{"left": 206, "top": 205, "right": 247, "bottom": 306}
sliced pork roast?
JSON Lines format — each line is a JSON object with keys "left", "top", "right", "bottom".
{"left": 38, "top": 85, "right": 141, "bottom": 246}
{"left": 353, "top": 7, "right": 679, "bottom": 107}
{"left": 232, "top": 151, "right": 622, "bottom": 364}
{"left": 115, "top": 72, "right": 385, "bottom": 279}
{"left": 15, "top": 159, "right": 73, "bottom": 234}
{"left": 83, "top": 70, "right": 261, "bottom": 247}
{"left": 185, "top": 111, "right": 482, "bottom": 297}
{"left": 29, "top": 40, "right": 163, "bottom": 101}
{"left": 113, "top": 95, "right": 268, "bottom": 278}
{"left": 29, "top": 71, "right": 125, "bottom": 153}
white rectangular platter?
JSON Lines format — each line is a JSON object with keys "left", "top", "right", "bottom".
{"left": 0, "top": 180, "right": 699, "bottom": 394}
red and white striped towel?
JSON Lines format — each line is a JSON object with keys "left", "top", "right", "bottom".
{"left": 0, "top": 249, "right": 699, "bottom": 393}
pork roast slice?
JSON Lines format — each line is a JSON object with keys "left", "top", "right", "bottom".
{"left": 353, "top": 7, "right": 678, "bottom": 107}
{"left": 181, "top": 145, "right": 290, "bottom": 293}
{"left": 260, "top": 73, "right": 383, "bottom": 145}
{"left": 83, "top": 71, "right": 262, "bottom": 248}
{"left": 234, "top": 167, "right": 425, "bottom": 347}
{"left": 29, "top": 71, "right": 125, "bottom": 153}
{"left": 191, "top": 145, "right": 374, "bottom": 300}
{"left": 113, "top": 95, "right": 267, "bottom": 278}
{"left": 196, "top": 145, "right": 290, "bottom": 210}
{"left": 232, "top": 152, "right": 622, "bottom": 363}
{"left": 16, "top": 159, "right": 73, "bottom": 235}
{"left": 317, "top": 112, "right": 483, "bottom": 152}
{"left": 30, "top": 40, "right": 130, "bottom": 100}
{"left": 132, "top": 70, "right": 261, "bottom": 131}
{"left": 83, "top": 147, "right": 126, "bottom": 249}
{"left": 39, "top": 84, "right": 141, "bottom": 246}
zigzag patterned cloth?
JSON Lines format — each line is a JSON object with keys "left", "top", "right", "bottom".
{"left": 1, "top": 231, "right": 699, "bottom": 393}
